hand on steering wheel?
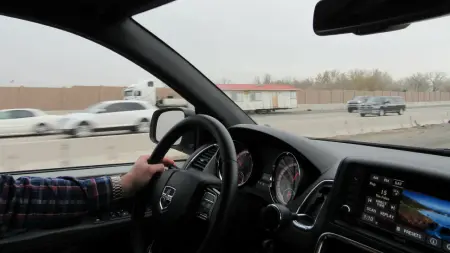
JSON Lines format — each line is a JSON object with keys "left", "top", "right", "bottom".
{"left": 131, "top": 114, "right": 238, "bottom": 253}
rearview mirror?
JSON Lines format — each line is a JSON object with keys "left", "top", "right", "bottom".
{"left": 313, "top": 0, "right": 449, "bottom": 36}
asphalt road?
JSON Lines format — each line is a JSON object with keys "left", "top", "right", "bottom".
{"left": 2, "top": 106, "right": 450, "bottom": 172}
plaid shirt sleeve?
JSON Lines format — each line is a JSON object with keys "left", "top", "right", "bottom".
{"left": 0, "top": 175, "right": 113, "bottom": 230}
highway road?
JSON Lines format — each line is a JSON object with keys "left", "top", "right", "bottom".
{"left": 1, "top": 106, "right": 450, "bottom": 172}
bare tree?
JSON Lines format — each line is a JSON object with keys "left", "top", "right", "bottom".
{"left": 404, "top": 73, "right": 430, "bottom": 92}
{"left": 218, "top": 78, "right": 233, "bottom": 84}
{"left": 249, "top": 69, "right": 450, "bottom": 92}
{"left": 426, "top": 72, "right": 447, "bottom": 91}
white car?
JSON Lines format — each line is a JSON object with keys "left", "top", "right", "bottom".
{"left": 59, "top": 100, "right": 157, "bottom": 138}
{"left": 0, "top": 108, "right": 61, "bottom": 136}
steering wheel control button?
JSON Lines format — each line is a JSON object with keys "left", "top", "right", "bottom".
{"left": 196, "top": 192, "right": 217, "bottom": 220}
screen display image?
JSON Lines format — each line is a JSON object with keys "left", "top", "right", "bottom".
{"left": 398, "top": 190, "right": 450, "bottom": 241}
{"left": 359, "top": 174, "right": 450, "bottom": 250}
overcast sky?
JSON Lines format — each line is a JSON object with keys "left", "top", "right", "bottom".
{"left": 0, "top": 0, "right": 449, "bottom": 87}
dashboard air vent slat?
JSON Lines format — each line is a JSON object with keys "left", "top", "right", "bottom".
{"left": 294, "top": 180, "right": 333, "bottom": 230}
{"left": 190, "top": 145, "right": 219, "bottom": 171}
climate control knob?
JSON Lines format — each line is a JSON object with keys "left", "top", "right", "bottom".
{"left": 340, "top": 204, "right": 351, "bottom": 213}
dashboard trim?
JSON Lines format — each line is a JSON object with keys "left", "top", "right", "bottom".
{"left": 293, "top": 179, "right": 334, "bottom": 230}
{"left": 315, "top": 232, "right": 382, "bottom": 253}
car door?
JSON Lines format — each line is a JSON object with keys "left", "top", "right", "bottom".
{"left": 380, "top": 97, "right": 390, "bottom": 111}
{"left": 0, "top": 110, "right": 14, "bottom": 135}
{"left": 124, "top": 102, "right": 147, "bottom": 124}
{"left": 7, "top": 110, "right": 37, "bottom": 134}
{"left": 388, "top": 97, "right": 398, "bottom": 112}
{"left": 94, "top": 103, "right": 126, "bottom": 129}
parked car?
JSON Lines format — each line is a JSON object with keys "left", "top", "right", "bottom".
{"left": 359, "top": 96, "right": 406, "bottom": 117}
{"left": 0, "top": 108, "right": 61, "bottom": 136}
{"left": 58, "top": 100, "right": 157, "bottom": 137}
{"left": 346, "top": 96, "right": 369, "bottom": 112}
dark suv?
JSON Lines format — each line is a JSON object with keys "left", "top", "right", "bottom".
{"left": 346, "top": 96, "right": 369, "bottom": 113}
{"left": 359, "top": 96, "right": 406, "bottom": 117}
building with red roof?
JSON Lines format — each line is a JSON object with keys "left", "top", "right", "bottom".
{"left": 215, "top": 83, "right": 298, "bottom": 112}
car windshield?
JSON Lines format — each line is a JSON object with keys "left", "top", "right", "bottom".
{"left": 353, "top": 96, "right": 367, "bottom": 101}
{"left": 0, "top": 0, "right": 449, "bottom": 172}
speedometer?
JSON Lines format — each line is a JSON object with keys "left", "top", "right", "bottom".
{"left": 217, "top": 141, "right": 253, "bottom": 187}
{"left": 270, "top": 152, "right": 302, "bottom": 205}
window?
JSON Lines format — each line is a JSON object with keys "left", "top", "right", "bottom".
{"left": 123, "top": 102, "right": 146, "bottom": 111}
{"left": 0, "top": 11, "right": 192, "bottom": 172}
{"left": 290, "top": 91, "right": 296, "bottom": 99}
{"left": 250, "top": 92, "right": 262, "bottom": 101}
{"left": 105, "top": 103, "right": 126, "bottom": 113}
{"left": 0, "top": 111, "right": 11, "bottom": 120}
{"left": 10, "top": 110, "right": 35, "bottom": 118}
{"left": 231, "top": 91, "right": 243, "bottom": 102}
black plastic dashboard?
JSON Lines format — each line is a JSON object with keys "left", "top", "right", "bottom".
{"left": 3, "top": 123, "right": 450, "bottom": 253}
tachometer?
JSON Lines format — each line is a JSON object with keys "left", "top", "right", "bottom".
{"left": 217, "top": 141, "right": 253, "bottom": 187}
{"left": 270, "top": 152, "right": 301, "bottom": 205}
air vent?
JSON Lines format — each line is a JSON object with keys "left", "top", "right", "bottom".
{"left": 294, "top": 180, "right": 333, "bottom": 230}
{"left": 190, "top": 144, "right": 219, "bottom": 171}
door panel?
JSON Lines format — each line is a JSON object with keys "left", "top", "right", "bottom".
{"left": 272, "top": 93, "right": 279, "bottom": 108}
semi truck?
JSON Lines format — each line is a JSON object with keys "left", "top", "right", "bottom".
{"left": 123, "top": 80, "right": 193, "bottom": 108}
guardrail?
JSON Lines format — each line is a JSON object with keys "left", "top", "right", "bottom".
{"left": 45, "top": 101, "right": 450, "bottom": 115}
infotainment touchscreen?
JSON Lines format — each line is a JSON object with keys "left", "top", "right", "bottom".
{"left": 360, "top": 174, "right": 450, "bottom": 251}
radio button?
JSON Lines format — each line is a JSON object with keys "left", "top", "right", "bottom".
{"left": 388, "top": 203, "right": 397, "bottom": 212}
{"left": 442, "top": 241, "right": 450, "bottom": 252}
{"left": 427, "top": 236, "right": 441, "bottom": 248}
{"left": 361, "top": 213, "right": 378, "bottom": 225}
{"left": 378, "top": 210, "right": 395, "bottom": 221}
{"left": 381, "top": 177, "right": 392, "bottom": 185}
{"left": 392, "top": 188, "right": 401, "bottom": 197}
{"left": 370, "top": 174, "right": 381, "bottom": 182}
{"left": 396, "top": 225, "right": 426, "bottom": 242}
{"left": 374, "top": 198, "right": 388, "bottom": 209}
{"left": 393, "top": 179, "right": 404, "bottom": 188}
{"left": 366, "top": 197, "right": 374, "bottom": 205}
{"left": 364, "top": 205, "right": 377, "bottom": 215}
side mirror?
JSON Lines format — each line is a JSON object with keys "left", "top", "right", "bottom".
{"left": 149, "top": 107, "right": 195, "bottom": 146}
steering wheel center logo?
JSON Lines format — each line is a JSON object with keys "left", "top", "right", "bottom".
{"left": 160, "top": 186, "right": 176, "bottom": 212}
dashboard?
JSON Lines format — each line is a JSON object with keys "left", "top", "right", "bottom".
{"left": 182, "top": 124, "right": 450, "bottom": 253}
{"left": 4, "top": 123, "right": 450, "bottom": 253}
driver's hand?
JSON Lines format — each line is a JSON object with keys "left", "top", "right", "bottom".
{"left": 120, "top": 155, "right": 175, "bottom": 197}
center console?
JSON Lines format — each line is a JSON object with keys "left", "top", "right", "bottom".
{"left": 323, "top": 158, "right": 450, "bottom": 253}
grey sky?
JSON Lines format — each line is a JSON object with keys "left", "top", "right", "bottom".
{"left": 0, "top": 0, "right": 449, "bottom": 87}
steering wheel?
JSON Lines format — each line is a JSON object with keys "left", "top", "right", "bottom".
{"left": 131, "top": 114, "right": 238, "bottom": 253}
